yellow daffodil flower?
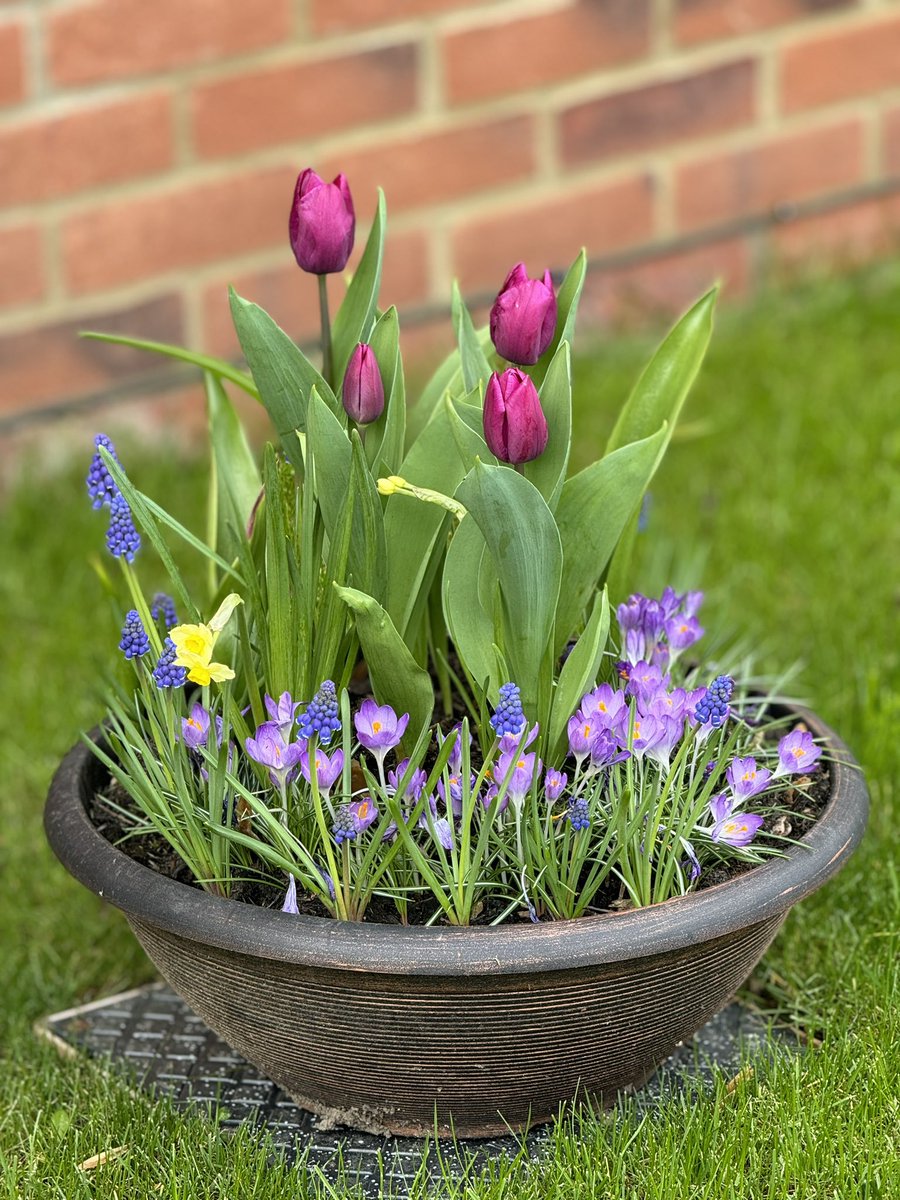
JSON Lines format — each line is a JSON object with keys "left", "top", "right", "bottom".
{"left": 169, "top": 594, "right": 242, "bottom": 686}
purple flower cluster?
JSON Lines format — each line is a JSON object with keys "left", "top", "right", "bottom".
{"left": 118, "top": 609, "right": 150, "bottom": 659}
{"left": 490, "top": 682, "right": 526, "bottom": 738}
{"left": 151, "top": 593, "right": 177, "bottom": 629}
{"left": 617, "top": 588, "right": 704, "bottom": 669}
{"left": 152, "top": 638, "right": 187, "bottom": 689}
{"left": 298, "top": 680, "right": 341, "bottom": 743}
{"left": 87, "top": 434, "right": 141, "bottom": 562}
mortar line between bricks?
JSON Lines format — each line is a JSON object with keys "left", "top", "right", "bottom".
{"left": 5, "top": 173, "right": 900, "bottom": 437}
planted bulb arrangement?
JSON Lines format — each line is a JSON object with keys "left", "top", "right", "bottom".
{"left": 45, "top": 168, "right": 867, "bottom": 1137}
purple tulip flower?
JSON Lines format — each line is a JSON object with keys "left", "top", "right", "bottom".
{"left": 726, "top": 756, "right": 772, "bottom": 801}
{"left": 483, "top": 368, "right": 548, "bottom": 466}
{"left": 489, "top": 262, "right": 557, "bottom": 366}
{"left": 289, "top": 168, "right": 355, "bottom": 275}
{"left": 775, "top": 730, "right": 822, "bottom": 776}
{"left": 342, "top": 343, "right": 385, "bottom": 425}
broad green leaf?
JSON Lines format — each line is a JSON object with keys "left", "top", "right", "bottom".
{"left": 334, "top": 585, "right": 435, "bottom": 746}
{"left": 364, "top": 306, "right": 406, "bottom": 477}
{"left": 452, "top": 281, "right": 492, "bottom": 393}
{"left": 548, "top": 587, "right": 610, "bottom": 759}
{"left": 205, "top": 373, "right": 261, "bottom": 581}
{"left": 80, "top": 331, "right": 258, "bottom": 398}
{"left": 554, "top": 423, "right": 668, "bottom": 647}
{"left": 606, "top": 287, "right": 716, "bottom": 456}
{"left": 229, "top": 289, "right": 341, "bottom": 471}
{"left": 524, "top": 340, "right": 571, "bottom": 512}
{"left": 331, "top": 190, "right": 386, "bottom": 385}
{"left": 306, "top": 387, "right": 385, "bottom": 599}
{"left": 455, "top": 462, "right": 562, "bottom": 716}
{"left": 406, "top": 326, "right": 494, "bottom": 445}
{"left": 383, "top": 396, "right": 485, "bottom": 641}
{"left": 442, "top": 516, "right": 497, "bottom": 698}
{"left": 531, "top": 250, "right": 586, "bottom": 389}
{"left": 262, "top": 445, "right": 296, "bottom": 696}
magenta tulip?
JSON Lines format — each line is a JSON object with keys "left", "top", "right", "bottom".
{"left": 489, "top": 262, "right": 557, "bottom": 366}
{"left": 289, "top": 169, "right": 355, "bottom": 275}
{"left": 342, "top": 343, "right": 385, "bottom": 425}
{"left": 483, "top": 368, "right": 548, "bottom": 465}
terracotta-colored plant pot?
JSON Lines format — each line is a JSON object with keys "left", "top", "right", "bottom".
{"left": 44, "top": 707, "right": 867, "bottom": 1138}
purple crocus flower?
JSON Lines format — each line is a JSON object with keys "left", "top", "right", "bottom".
{"left": 437, "top": 771, "right": 471, "bottom": 818}
{"left": 245, "top": 722, "right": 305, "bottom": 789}
{"left": 711, "top": 810, "right": 765, "bottom": 848}
{"left": 543, "top": 768, "right": 567, "bottom": 802}
{"left": 581, "top": 684, "right": 628, "bottom": 731}
{"left": 682, "top": 839, "right": 702, "bottom": 882}
{"left": 265, "top": 692, "right": 301, "bottom": 740}
{"left": 645, "top": 687, "right": 688, "bottom": 722}
{"left": 641, "top": 714, "right": 684, "bottom": 769}
{"left": 494, "top": 749, "right": 540, "bottom": 806}
{"left": 665, "top": 614, "right": 704, "bottom": 655}
{"left": 349, "top": 796, "right": 378, "bottom": 834}
{"left": 498, "top": 722, "right": 539, "bottom": 755}
{"left": 776, "top": 730, "right": 822, "bottom": 776}
{"left": 709, "top": 793, "right": 734, "bottom": 824}
{"left": 587, "top": 728, "right": 630, "bottom": 771}
{"left": 300, "top": 746, "right": 344, "bottom": 796}
{"left": 182, "top": 703, "right": 212, "bottom": 751}
{"left": 428, "top": 815, "right": 454, "bottom": 851}
{"left": 480, "top": 783, "right": 508, "bottom": 816}
{"left": 726, "top": 756, "right": 772, "bottom": 801}
{"left": 282, "top": 874, "right": 299, "bottom": 914}
{"left": 354, "top": 699, "right": 409, "bottom": 768}
{"left": 568, "top": 709, "right": 601, "bottom": 763}
{"left": 626, "top": 661, "right": 671, "bottom": 706}
{"left": 387, "top": 758, "right": 427, "bottom": 801}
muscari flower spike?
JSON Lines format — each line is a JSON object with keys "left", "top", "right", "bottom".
{"left": 86, "top": 433, "right": 121, "bottom": 509}
{"left": 490, "top": 682, "right": 525, "bottom": 738}
{"left": 298, "top": 680, "right": 341, "bottom": 743}
{"left": 693, "top": 675, "right": 735, "bottom": 728}
{"left": 333, "top": 805, "right": 358, "bottom": 845}
{"left": 118, "top": 609, "right": 150, "bottom": 659}
{"left": 152, "top": 637, "right": 188, "bottom": 689}
{"left": 106, "top": 493, "right": 141, "bottom": 562}
{"left": 151, "top": 592, "right": 177, "bottom": 629}
{"left": 567, "top": 795, "right": 591, "bottom": 831}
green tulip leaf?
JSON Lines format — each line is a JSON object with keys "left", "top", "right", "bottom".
{"left": 452, "top": 281, "right": 493, "bottom": 394}
{"left": 548, "top": 587, "right": 610, "bottom": 759}
{"left": 204, "top": 372, "right": 261, "bottom": 590}
{"left": 334, "top": 585, "right": 435, "bottom": 747}
{"left": 332, "top": 189, "right": 387, "bottom": 386}
{"left": 364, "top": 306, "right": 406, "bottom": 477}
{"left": 455, "top": 461, "right": 562, "bottom": 715}
{"left": 531, "top": 249, "right": 586, "bottom": 389}
{"left": 442, "top": 516, "right": 498, "bottom": 698}
{"left": 79, "top": 331, "right": 259, "bottom": 399}
{"left": 524, "top": 339, "right": 571, "bottom": 512}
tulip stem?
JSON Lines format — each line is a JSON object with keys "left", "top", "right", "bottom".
{"left": 317, "top": 274, "right": 333, "bottom": 389}
{"left": 514, "top": 463, "right": 525, "bottom": 476}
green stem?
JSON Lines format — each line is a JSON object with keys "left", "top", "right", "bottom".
{"left": 318, "top": 274, "right": 333, "bottom": 390}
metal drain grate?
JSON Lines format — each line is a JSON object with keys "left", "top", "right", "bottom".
{"left": 38, "top": 983, "right": 795, "bottom": 1196}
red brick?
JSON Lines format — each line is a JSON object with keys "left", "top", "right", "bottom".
{"left": 0, "top": 294, "right": 185, "bottom": 416}
{"left": 192, "top": 44, "right": 418, "bottom": 161}
{"left": 884, "top": 106, "right": 900, "bottom": 175}
{"left": 675, "top": 120, "right": 864, "bottom": 233}
{"left": 61, "top": 164, "right": 297, "bottom": 295}
{"left": 312, "top": 0, "right": 465, "bottom": 34}
{"left": 772, "top": 193, "right": 900, "bottom": 263}
{"left": 47, "top": 0, "right": 292, "bottom": 87}
{"left": 0, "top": 92, "right": 173, "bottom": 209}
{"left": 675, "top": 0, "right": 857, "bottom": 47}
{"left": 320, "top": 116, "right": 536, "bottom": 216}
{"left": 202, "top": 228, "right": 431, "bottom": 359}
{"left": 0, "top": 20, "right": 26, "bottom": 108}
{"left": 451, "top": 174, "right": 656, "bottom": 292}
{"left": 582, "top": 237, "right": 751, "bottom": 329}
{"left": 0, "top": 225, "right": 44, "bottom": 311}
{"left": 444, "top": 0, "right": 651, "bottom": 107}
{"left": 560, "top": 60, "right": 757, "bottom": 166}
{"left": 780, "top": 16, "right": 900, "bottom": 112}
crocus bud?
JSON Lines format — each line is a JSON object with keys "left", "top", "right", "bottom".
{"left": 489, "top": 263, "right": 557, "bottom": 366}
{"left": 289, "top": 168, "right": 355, "bottom": 275}
{"left": 342, "top": 343, "right": 385, "bottom": 425}
{"left": 483, "top": 368, "right": 548, "bottom": 465}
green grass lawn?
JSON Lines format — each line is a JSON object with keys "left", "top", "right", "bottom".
{"left": 1, "top": 264, "right": 898, "bottom": 1198}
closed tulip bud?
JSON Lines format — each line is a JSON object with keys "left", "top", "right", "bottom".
{"left": 489, "top": 262, "right": 557, "bottom": 366}
{"left": 342, "top": 343, "right": 385, "bottom": 425}
{"left": 289, "top": 168, "right": 355, "bottom": 275}
{"left": 483, "top": 368, "right": 548, "bottom": 465}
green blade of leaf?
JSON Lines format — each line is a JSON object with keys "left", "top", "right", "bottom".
{"left": 524, "top": 340, "right": 571, "bottom": 512}
{"left": 452, "top": 281, "right": 492, "bottom": 393}
{"left": 205, "top": 372, "right": 261, "bottom": 573}
{"left": 80, "top": 331, "right": 259, "bottom": 398}
{"left": 548, "top": 587, "right": 610, "bottom": 760}
{"left": 334, "top": 584, "right": 435, "bottom": 747}
{"left": 364, "top": 306, "right": 406, "bottom": 477}
{"left": 331, "top": 190, "right": 386, "bottom": 386}
{"left": 442, "top": 515, "right": 497, "bottom": 698}
{"left": 530, "top": 249, "right": 586, "bottom": 390}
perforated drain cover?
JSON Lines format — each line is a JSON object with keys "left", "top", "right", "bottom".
{"left": 39, "top": 983, "right": 794, "bottom": 1196}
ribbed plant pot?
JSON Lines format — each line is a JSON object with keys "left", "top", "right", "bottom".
{"left": 45, "top": 707, "right": 867, "bottom": 1138}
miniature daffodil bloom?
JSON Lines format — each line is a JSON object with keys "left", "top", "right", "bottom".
{"left": 169, "top": 594, "right": 242, "bottom": 686}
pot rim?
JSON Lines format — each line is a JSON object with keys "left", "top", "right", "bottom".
{"left": 44, "top": 705, "right": 868, "bottom": 977}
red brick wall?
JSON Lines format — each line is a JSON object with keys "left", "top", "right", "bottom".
{"left": 2, "top": 0, "right": 900, "bottom": 426}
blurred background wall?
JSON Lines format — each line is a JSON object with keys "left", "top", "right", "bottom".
{"left": 2, "top": 0, "right": 900, "bottom": 435}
